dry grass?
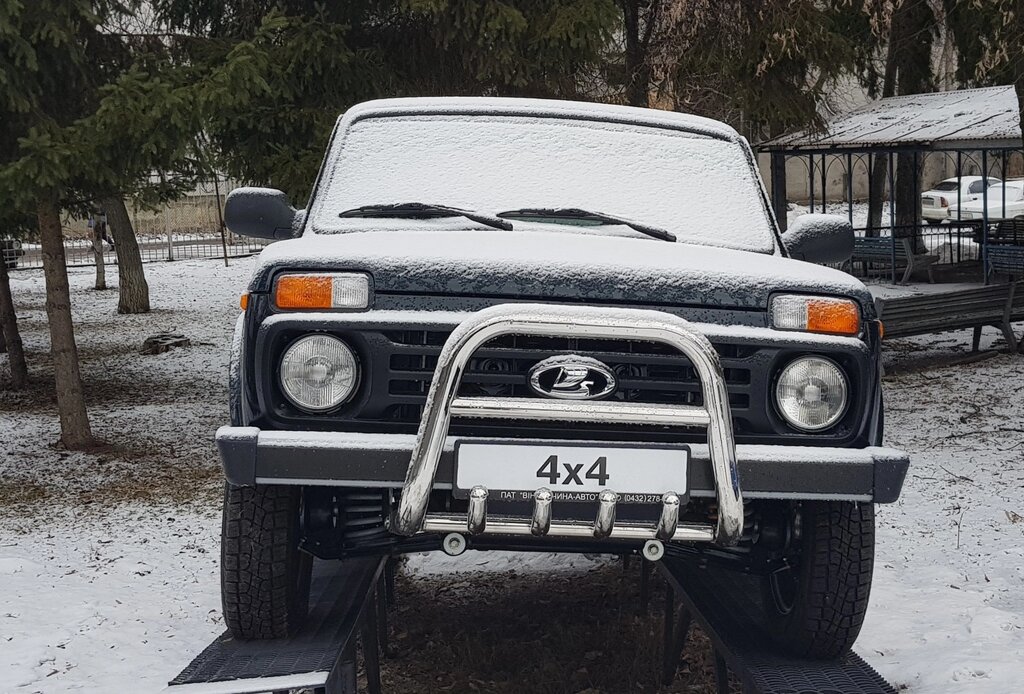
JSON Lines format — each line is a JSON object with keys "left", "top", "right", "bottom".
{"left": 378, "top": 559, "right": 723, "bottom": 693}
{"left": 0, "top": 360, "right": 223, "bottom": 518}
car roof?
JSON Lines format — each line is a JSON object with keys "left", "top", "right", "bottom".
{"left": 338, "top": 97, "right": 744, "bottom": 144}
{"left": 936, "top": 175, "right": 996, "bottom": 183}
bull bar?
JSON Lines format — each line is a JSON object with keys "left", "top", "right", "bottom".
{"left": 392, "top": 304, "right": 745, "bottom": 546}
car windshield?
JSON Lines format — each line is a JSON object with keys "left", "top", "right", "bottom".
{"left": 311, "top": 114, "right": 777, "bottom": 253}
{"left": 932, "top": 181, "right": 960, "bottom": 192}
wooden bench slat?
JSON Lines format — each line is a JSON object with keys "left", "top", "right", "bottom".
{"left": 879, "top": 295, "right": 1024, "bottom": 315}
{"left": 875, "top": 281, "right": 1023, "bottom": 351}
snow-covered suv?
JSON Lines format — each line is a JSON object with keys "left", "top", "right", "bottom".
{"left": 218, "top": 98, "right": 909, "bottom": 657}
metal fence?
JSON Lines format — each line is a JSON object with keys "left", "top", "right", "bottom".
{"left": 5, "top": 178, "right": 271, "bottom": 271}
{"left": 9, "top": 231, "right": 269, "bottom": 271}
{"left": 841, "top": 222, "right": 982, "bottom": 281}
{"left": 841, "top": 221, "right": 1024, "bottom": 283}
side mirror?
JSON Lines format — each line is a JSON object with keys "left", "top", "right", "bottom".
{"left": 781, "top": 214, "right": 854, "bottom": 264}
{"left": 224, "top": 187, "right": 299, "bottom": 240}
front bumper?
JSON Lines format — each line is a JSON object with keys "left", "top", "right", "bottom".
{"left": 217, "top": 426, "right": 909, "bottom": 504}
{"left": 921, "top": 209, "right": 949, "bottom": 221}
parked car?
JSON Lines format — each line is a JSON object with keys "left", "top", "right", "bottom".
{"left": 218, "top": 98, "right": 908, "bottom": 658}
{"left": 948, "top": 179, "right": 1024, "bottom": 223}
{"left": 1, "top": 238, "right": 24, "bottom": 269}
{"left": 921, "top": 176, "right": 1000, "bottom": 222}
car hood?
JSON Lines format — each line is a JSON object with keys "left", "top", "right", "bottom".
{"left": 250, "top": 228, "right": 872, "bottom": 312}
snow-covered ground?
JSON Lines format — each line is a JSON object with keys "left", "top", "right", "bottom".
{"left": 1, "top": 258, "right": 1022, "bottom": 693}
{"left": 1, "top": 258, "right": 254, "bottom": 692}
{"left": 859, "top": 340, "right": 1024, "bottom": 691}
{"left": 0, "top": 505, "right": 222, "bottom": 692}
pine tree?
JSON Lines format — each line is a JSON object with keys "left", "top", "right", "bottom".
{"left": 0, "top": 0, "right": 272, "bottom": 446}
{"left": 0, "top": 0, "right": 101, "bottom": 447}
{"left": 946, "top": 0, "right": 1024, "bottom": 138}
{"left": 152, "top": 0, "right": 619, "bottom": 200}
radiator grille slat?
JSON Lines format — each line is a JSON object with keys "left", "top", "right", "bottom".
{"left": 379, "top": 330, "right": 754, "bottom": 433}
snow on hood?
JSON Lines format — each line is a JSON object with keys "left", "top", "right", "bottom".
{"left": 250, "top": 226, "right": 872, "bottom": 311}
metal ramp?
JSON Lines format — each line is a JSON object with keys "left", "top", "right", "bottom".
{"left": 168, "top": 551, "right": 896, "bottom": 694}
{"left": 658, "top": 556, "right": 897, "bottom": 694}
{"left": 165, "top": 556, "right": 389, "bottom": 694}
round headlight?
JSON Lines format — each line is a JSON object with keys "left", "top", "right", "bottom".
{"left": 775, "top": 357, "right": 848, "bottom": 431}
{"left": 280, "top": 334, "right": 358, "bottom": 412}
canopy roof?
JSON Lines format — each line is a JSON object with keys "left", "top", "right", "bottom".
{"left": 761, "top": 86, "right": 1022, "bottom": 152}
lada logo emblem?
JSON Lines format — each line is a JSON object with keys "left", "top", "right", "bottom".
{"left": 528, "top": 356, "right": 617, "bottom": 401}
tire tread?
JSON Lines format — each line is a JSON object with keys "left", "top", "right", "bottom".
{"left": 221, "top": 484, "right": 308, "bottom": 639}
{"left": 766, "top": 501, "right": 874, "bottom": 658}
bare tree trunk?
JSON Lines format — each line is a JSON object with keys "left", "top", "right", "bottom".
{"left": 867, "top": 27, "right": 899, "bottom": 236}
{"left": 92, "top": 223, "right": 106, "bottom": 290}
{"left": 0, "top": 257, "right": 28, "bottom": 389}
{"left": 895, "top": 153, "right": 924, "bottom": 250}
{"left": 38, "top": 195, "right": 93, "bottom": 448}
{"left": 1016, "top": 78, "right": 1024, "bottom": 157}
{"left": 620, "top": 0, "right": 657, "bottom": 108}
{"left": 893, "top": 0, "right": 935, "bottom": 254}
{"left": 102, "top": 195, "right": 150, "bottom": 314}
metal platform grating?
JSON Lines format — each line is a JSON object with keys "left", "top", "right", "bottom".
{"left": 169, "top": 557, "right": 384, "bottom": 689}
{"left": 660, "top": 558, "right": 896, "bottom": 694}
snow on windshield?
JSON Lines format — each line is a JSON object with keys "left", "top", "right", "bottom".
{"left": 311, "top": 115, "right": 776, "bottom": 252}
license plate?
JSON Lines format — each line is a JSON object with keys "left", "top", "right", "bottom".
{"left": 454, "top": 441, "right": 688, "bottom": 504}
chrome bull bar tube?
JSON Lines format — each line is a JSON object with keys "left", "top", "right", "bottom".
{"left": 393, "top": 304, "right": 744, "bottom": 546}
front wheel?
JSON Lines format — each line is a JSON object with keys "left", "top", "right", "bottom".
{"left": 761, "top": 501, "right": 874, "bottom": 658}
{"left": 221, "top": 484, "right": 313, "bottom": 639}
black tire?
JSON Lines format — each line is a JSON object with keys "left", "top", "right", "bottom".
{"left": 221, "top": 484, "right": 313, "bottom": 639}
{"left": 761, "top": 501, "right": 874, "bottom": 658}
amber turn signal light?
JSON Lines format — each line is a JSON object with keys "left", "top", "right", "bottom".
{"left": 770, "top": 295, "right": 861, "bottom": 336}
{"left": 240, "top": 293, "right": 249, "bottom": 311}
{"left": 275, "top": 275, "right": 333, "bottom": 309}
{"left": 805, "top": 298, "right": 861, "bottom": 335}
{"left": 274, "top": 273, "right": 370, "bottom": 310}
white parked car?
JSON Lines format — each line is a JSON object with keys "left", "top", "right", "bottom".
{"left": 921, "top": 176, "right": 1000, "bottom": 221}
{"left": 948, "top": 179, "right": 1024, "bottom": 222}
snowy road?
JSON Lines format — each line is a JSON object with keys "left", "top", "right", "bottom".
{"left": 1, "top": 258, "right": 1023, "bottom": 692}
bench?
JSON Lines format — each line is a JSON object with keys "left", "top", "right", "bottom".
{"left": 974, "top": 217, "right": 1024, "bottom": 245}
{"left": 987, "top": 244, "right": 1024, "bottom": 278}
{"left": 875, "top": 281, "right": 1024, "bottom": 353}
{"left": 848, "top": 236, "right": 938, "bottom": 284}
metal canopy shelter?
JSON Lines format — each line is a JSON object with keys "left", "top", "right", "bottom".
{"left": 759, "top": 86, "right": 1024, "bottom": 284}
{"left": 762, "top": 85, "right": 1021, "bottom": 154}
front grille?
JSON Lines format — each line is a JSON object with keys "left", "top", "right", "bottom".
{"left": 377, "top": 330, "right": 757, "bottom": 438}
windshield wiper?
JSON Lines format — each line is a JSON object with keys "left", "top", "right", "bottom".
{"left": 497, "top": 207, "right": 676, "bottom": 242}
{"left": 338, "top": 202, "right": 512, "bottom": 231}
